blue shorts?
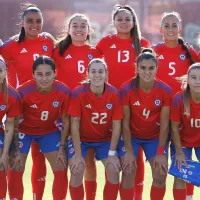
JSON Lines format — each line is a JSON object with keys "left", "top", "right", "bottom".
{"left": 19, "top": 131, "right": 61, "bottom": 155}
{"left": 170, "top": 144, "right": 200, "bottom": 160}
{"left": 67, "top": 138, "right": 115, "bottom": 161}
{"left": 0, "top": 134, "right": 4, "bottom": 148}
{"left": 118, "top": 136, "right": 168, "bottom": 161}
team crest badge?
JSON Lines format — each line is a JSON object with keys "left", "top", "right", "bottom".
{"left": 154, "top": 99, "right": 161, "bottom": 106}
{"left": 106, "top": 103, "right": 113, "bottom": 110}
{"left": 52, "top": 101, "right": 59, "bottom": 108}
{"left": 180, "top": 54, "right": 186, "bottom": 60}
{"left": 0, "top": 105, "right": 6, "bottom": 111}
{"left": 43, "top": 45, "right": 48, "bottom": 52}
{"left": 88, "top": 54, "right": 94, "bottom": 60}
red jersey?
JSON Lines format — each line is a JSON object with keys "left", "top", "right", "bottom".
{"left": 153, "top": 43, "right": 198, "bottom": 95}
{"left": 0, "top": 33, "right": 54, "bottom": 88}
{"left": 68, "top": 83, "right": 123, "bottom": 142}
{"left": 0, "top": 86, "right": 21, "bottom": 134}
{"left": 52, "top": 44, "right": 101, "bottom": 90}
{"left": 17, "top": 80, "right": 71, "bottom": 135}
{"left": 170, "top": 92, "right": 200, "bottom": 147}
{"left": 96, "top": 34, "right": 150, "bottom": 89}
{"left": 120, "top": 79, "right": 172, "bottom": 139}
{"left": 198, "top": 52, "right": 200, "bottom": 61}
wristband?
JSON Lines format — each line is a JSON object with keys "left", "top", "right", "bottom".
{"left": 156, "top": 146, "right": 165, "bottom": 155}
{"left": 108, "top": 150, "right": 116, "bottom": 156}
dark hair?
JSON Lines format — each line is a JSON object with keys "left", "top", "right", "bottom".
{"left": 131, "top": 48, "right": 157, "bottom": 90}
{"left": 0, "top": 56, "right": 8, "bottom": 101}
{"left": 56, "top": 13, "right": 91, "bottom": 56}
{"left": 161, "top": 12, "right": 194, "bottom": 65}
{"left": 180, "top": 63, "right": 200, "bottom": 116}
{"left": 81, "top": 58, "right": 108, "bottom": 84}
{"left": 112, "top": 4, "right": 142, "bottom": 56}
{"left": 32, "top": 56, "right": 56, "bottom": 73}
{"left": 18, "top": 3, "right": 42, "bottom": 43}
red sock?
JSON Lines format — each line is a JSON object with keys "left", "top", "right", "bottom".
{"left": 173, "top": 189, "right": 186, "bottom": 200}
{"left": 134, "top": 147, "right": 144, "bottom": 200}
{"left": 70, "top": 184, "right": 84, "bottom": 200}
{"left": 0, "top": 171, "right": 7, "bottom": 199}
{"left": 85, "top": 180, "right": 97, "bottom": 200}
{"left": 52, "top": 171, "right": 68, "bottom": 200}
{"left": 186, "top": 182, "right": 194, "bottom": 196}
{"left": 150, "top": 185, "right": 166, "bottom": 200}
{"left": 120, "top": 187, "right": 134, "bottom": 200}
{"left": 31, "top": 142, "right": 46, "bottom": 200}
{"left": 103, "top": 181, "right": 119, "bottom": 200}
{"left": 8, "top": 171, "right": 24, "bottom": 200}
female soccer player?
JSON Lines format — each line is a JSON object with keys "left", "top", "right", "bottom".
{"left": 8, "top": 56, "right": 71, "bottom": 200}
{"left": 0, "top": 56, "right": 21, "bottom": 199}
{"left": 171, "top": 63, "right": 200, "bottom": 200}
{"left": 0, "top": 3, "right": 55, "bottom": 199}
{"left": 119, "top": 49, "right": 172, "bottom": 200}
{"left": 96, "top": 5, "right": 150, "bottom": 199}
{"left": 53, "top": 13, "right": 101, "bottom": 200}
{"left": 153, "top": 12, "right": 198, "bottom": 199}
{"left": 68, "top": 58, "right": 122, "bottom": 200}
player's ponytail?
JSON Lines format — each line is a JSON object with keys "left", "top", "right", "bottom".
{"left": 182, "top": 63, "right": 200, "bottom": 116}
{"left": 112, "top": 5, "right": 142, "bottom": 56}
{"left": 56, "top": 13, "right": 91, "bottom": 56}
{"left": 17, "top": 3, "right": 42, "bottom": 43}
{"left": 178, "top": 37, "right": 195, "bottom": 65}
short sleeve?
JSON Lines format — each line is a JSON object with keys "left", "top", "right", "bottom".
{"left": 112, "top": 92, "right": 123, "bottom": 120}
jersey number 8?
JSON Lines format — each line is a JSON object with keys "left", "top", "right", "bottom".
{"left": 41, "top": 111, "right": 49, "bottom": 121}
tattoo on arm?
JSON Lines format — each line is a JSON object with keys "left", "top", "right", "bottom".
{"left": 11, "top": 128, "right": 19, "bottom": 152}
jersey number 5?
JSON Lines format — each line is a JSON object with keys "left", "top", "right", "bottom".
{"left": 169, "top": 62, "right": 176, "bottom": 75}
{"left": 41, "top": 111, "right": 49, "bottom": 121}
{"left": 91, "top": 112, "right": 107, "bottom": 124}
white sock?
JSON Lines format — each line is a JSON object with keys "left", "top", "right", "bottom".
{"left": 186, "top": 196, "right": 193, "bottom": 200}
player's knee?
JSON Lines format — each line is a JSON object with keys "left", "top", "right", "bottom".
{"left": 85, "top": 158, "right": 96, "bottom": 169}
{"left": 152, "top": 173, "right": 166, "bottom": 187}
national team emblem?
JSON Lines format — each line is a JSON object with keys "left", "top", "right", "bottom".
{"left": 88, "top": 54, "right": 94, "bottom": 60}
{"left": 106, "top": 103, "right": 113, "bottom": 110}
{"left": 154, "top": 99, "right": 161, "bottom": 106}
{"left": 180, "top": 54, "right": 186, "bottom": 60}
{"left": 0, "top": 105, "right": 6, "bottom": 111}
{"left": 43, "top": 45, "right": 48, "bottom": 52}
{"left": 19, "top": 141, "right": 23, "bottom": 148}
{"left": 52, "top": 101, "right": 59, "bottom": 108}
{"left": 69, "top": 148, "right": 74, "bottom": 154}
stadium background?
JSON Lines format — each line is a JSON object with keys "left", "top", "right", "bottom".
{"left": 0, "top": 0, "right": 200, "bottom": 199}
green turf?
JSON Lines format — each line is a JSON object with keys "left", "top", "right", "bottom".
{"left": 18, "top": 155, "right": 200, "bottom": 200}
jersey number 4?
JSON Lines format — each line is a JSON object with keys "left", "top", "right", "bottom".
{"left": 91, "top": 112, "right": 107, "bottom": 124}
{"left": 143, "top": 108, "right": 150, "bottom": 119}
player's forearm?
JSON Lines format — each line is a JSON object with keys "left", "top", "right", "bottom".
{"left": 158, "top": 120, "right": 169, "bottom": 147}
{"left": 3, "top": 118, "right": 15, "bottom": 155}
{"left": 171, "top": 121, "right": 183, "bottom": 153}
{"left": 71, "top": 117, "right": 82, "bottom": 156}
{"left": 122, "top": 119, "right": 133, "bottom": 154}
{"left": 109, "top": 120, "right": 121, "bottom": 151}
{"left": 60, "top": 114, "right": 70, "bottom": 145}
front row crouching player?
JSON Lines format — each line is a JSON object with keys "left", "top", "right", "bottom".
{"left": 119, "top": 49, "right": 172, "bottom": 200}
{"left": 9, "top": 56, "right": 71, "bottom": 200}
{"left": 171, "top": 63, "right": 200, "bottom": 200}
{"left": 0, "top": 56, "right": 21, "bottom": 199}
{"left": 67, "top": 58, "right": 123, "bottom": 200}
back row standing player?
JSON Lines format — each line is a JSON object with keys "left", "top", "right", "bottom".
{"left": 0, "top": 3, "right": 55, "bottom": 200}
{"left": 52, "top": 13, "right": 101, "bottom": 200}
{"left": 96, "top": 4, "right": 150, "bottom": 200}
{"left": 153, "top": 12, "right": 198, "bottom": 200}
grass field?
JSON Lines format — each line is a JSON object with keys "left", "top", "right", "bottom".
{"left": 18, "top": 155, "right": 200, "bottom": 200}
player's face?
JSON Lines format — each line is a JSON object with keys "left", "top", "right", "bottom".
{"left": 22, "top": 12, "right": 43, "bottom": 39}
{"left": 0, "top": 64, "right": 6, "bottom": 83}
{"left": 114, "top": 10, "right": 134, "bottom": 34}
{"left": 188, "top": 69, "right": 200, "bottom": 93}
{"left": 69, "top": 17, "right": 89, "bottom": 44}
{"left": 88, "top": 63, "right": 107, "bottom": 87}
{"left": 137, "top": 59, "right": 157, "bottom": 83}
{"left": 160, "top": 16, "right": 181, "bottom": 41}
{"left": 33, "top": 64, "right": 55, "bottom": 90}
